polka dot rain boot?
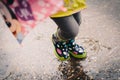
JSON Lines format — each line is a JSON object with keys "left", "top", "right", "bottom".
{"left": 52, "top": 34, "right": 70, "bottom": 61}
{"left": 67, "top": 39, "right": 87, "bottom": 59}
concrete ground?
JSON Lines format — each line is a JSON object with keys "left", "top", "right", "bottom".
{"left": 0, "top": 0, "right": 120, "bottom": 80}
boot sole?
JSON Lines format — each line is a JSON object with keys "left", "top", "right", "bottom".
{"left": 69, "top": 51, "right": 87, "bottom": 59}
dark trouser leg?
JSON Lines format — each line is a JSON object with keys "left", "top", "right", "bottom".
{"left": 51, "top": 12, "right": 81, "bottom": 40}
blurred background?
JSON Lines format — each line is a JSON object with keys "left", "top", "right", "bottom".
{"left": 0, "top": 0, "right": 120, "bottom": 80}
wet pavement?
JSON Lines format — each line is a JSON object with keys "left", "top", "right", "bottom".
{"left": 0, "top": 0, "right": 120, "bottom": 80}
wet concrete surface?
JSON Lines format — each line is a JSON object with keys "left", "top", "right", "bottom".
{"left": 0, "top": 0, "right": 120, "bottom": 80}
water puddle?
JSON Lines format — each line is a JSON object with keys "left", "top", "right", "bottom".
{"left": 58, "top": 57, "right": 93, "bottom": 80}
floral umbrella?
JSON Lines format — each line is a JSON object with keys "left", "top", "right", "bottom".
{"left": 0, "top": 0, "right": 65, "bottom": 44}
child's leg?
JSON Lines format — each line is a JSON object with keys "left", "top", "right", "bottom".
{"left": 51, "top": 15, "right": 86, "bottom": 60}
{"left": 51, "top": 15, "right": 79, "bottom": 60}
{"left": 51, "top": 15, "right": 79, "bottom": 40}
